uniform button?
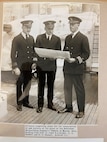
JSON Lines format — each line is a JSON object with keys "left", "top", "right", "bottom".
{"left": 70, "top": 52, "right": 72, "bottom": 55}
{"left": 44, "top": 58, "right": 46, "bottom": 60}
{"left": 33, "top": 57, "right": 37, "bottom": 61}
{"left": 27, "top": 46, "right": 29, "bottom": 48}
{"left": 28, "top": 56, "right": 30, "bottom": 58}
{"left": 27, "top": 51, "right": 29, "bottom": 53}
{"left": 71, "top": 47, "right": 73, "bottom": 49}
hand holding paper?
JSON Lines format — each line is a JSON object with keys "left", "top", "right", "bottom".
{"left": 66, "top": 58, "right": 76, "bottom": 63}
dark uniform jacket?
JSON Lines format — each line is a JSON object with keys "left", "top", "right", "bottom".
{"left": 11, "top": 33, "right": 35, "bottom": 71}
{"left": 63, "top": 31, "right": 90, "bottom": 74}
{"left": 35, "top": 33, "right": 61, "bottom": 72}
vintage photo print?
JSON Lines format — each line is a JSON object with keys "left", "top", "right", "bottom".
{"left": 0, "top": 2, "right": 99, "bottom": 125}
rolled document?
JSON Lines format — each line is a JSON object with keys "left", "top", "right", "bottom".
{"left": 34, "top": 47, "right": 70, "bottom": 59}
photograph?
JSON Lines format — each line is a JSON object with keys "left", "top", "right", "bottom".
{"left": 0, "top": 2, "right": 99, "bottom": 125}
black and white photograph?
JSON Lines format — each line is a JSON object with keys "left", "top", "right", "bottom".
{"left": 0, "top": 2, "right": 99, "bottom": 125}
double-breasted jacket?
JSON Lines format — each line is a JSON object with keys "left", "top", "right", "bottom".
{"left": 63, "top": 31, "right": 90, "bottom": 74}
{"left": 11, "top": 33, "right": 35, "bottom": 71}
{"left": 35, "top": 33, "right": 61, "bottom": 72}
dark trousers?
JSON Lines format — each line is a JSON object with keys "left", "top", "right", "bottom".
{"left": 37, "top": 71, "right": 56, "bottom": 107}
{"left": 16, "top": 70, "right": 32, "bottom": 105}
{"left": 64, "top": 73, "right": 85, "bottom": 112}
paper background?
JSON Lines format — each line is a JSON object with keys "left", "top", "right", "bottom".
{"left": 0, "top": 0, "right": 107, "bottom": 141}
{"left": 0, "top": 137, "right": 104, "bottom": 142}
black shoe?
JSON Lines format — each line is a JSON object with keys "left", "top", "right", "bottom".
{"left": 17, "top": 104, "right": 22, "bottom": 111}
{"left": 75, "top": 112, "right": 84, "bottom": 118}
{"left": 36, "top": 107, "right": 43, "bottom": 113}
{"left": 57, "top": 108, "right": 73, "bottom": 113}
{"left": 23, "top": 103, "right": 34, "bottom": 109}
{"left": 48, "top": 105, "right": 56, "bottom": 111}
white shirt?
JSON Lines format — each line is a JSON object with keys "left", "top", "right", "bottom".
{"left": 46, "top": 33, "right": 52, "bottom": 40}
{"left": 72, "top": 30, "right": 79, "bottom": 38}
{"left": 21, "top": 32, "right": 29, "bottom": 39}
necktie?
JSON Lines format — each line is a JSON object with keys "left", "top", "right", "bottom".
{"left": 71, "top": 33, "right": 74, "bottom": 38}
{"left": 26, "top": 34, "right": 30, "bottom": 45}
{"left": 26, "top": 34, "right": 29, "bottom": 40}
{"left": 47, "top": 35, "right": 50, "bottom": 40}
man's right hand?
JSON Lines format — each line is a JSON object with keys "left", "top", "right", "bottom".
{"left": 65, "top": 58, "right": 76, "bottom": 63}
{"left": 13, "top": 67, "right": 21, "bottom": 76}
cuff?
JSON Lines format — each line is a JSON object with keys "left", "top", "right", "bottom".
{"left": 33, "top": 57, "right": 38, "bottom": 61}
{"left": 76, "top": 56, "right": 83, "bottom": 64}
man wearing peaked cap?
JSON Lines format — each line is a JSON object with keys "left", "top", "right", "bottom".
{"left": 43, "top": 20, "right": 56, "bottom": 25}
{"left": 11, "top": 19, "right": 35, "bottom": 111}
{"left": 35, "top": 19, "right": 61, "bottom": 113}
{"left": 43, "top": 20, "right": 56, "bottom": 33}
{"left": 21, "top": 20, "right": 33, "bottom": 25}
{"left": 68, "top": 16, "right": 82, "bottom": 23}
{"left": 58, "top": 15, "right": 90, "bottom": 118}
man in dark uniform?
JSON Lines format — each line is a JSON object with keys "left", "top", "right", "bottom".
{"left": 58, "top": 16, "right": 90, "bottom": 118}
{"left": 35, "top": 19, "right": 61, "bottom": 113}
{"left": 11, "top": 20, "right": 35, "bottom": 111}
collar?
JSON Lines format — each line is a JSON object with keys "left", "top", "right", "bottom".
{"left": 72, "top": 30, "right": 79, "bottom": 38}
{"left": 46, "top": 33, "right": 52, "bottom": 40}
{"left": 21, "top": 32, "right": 29, "bottom": 39}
